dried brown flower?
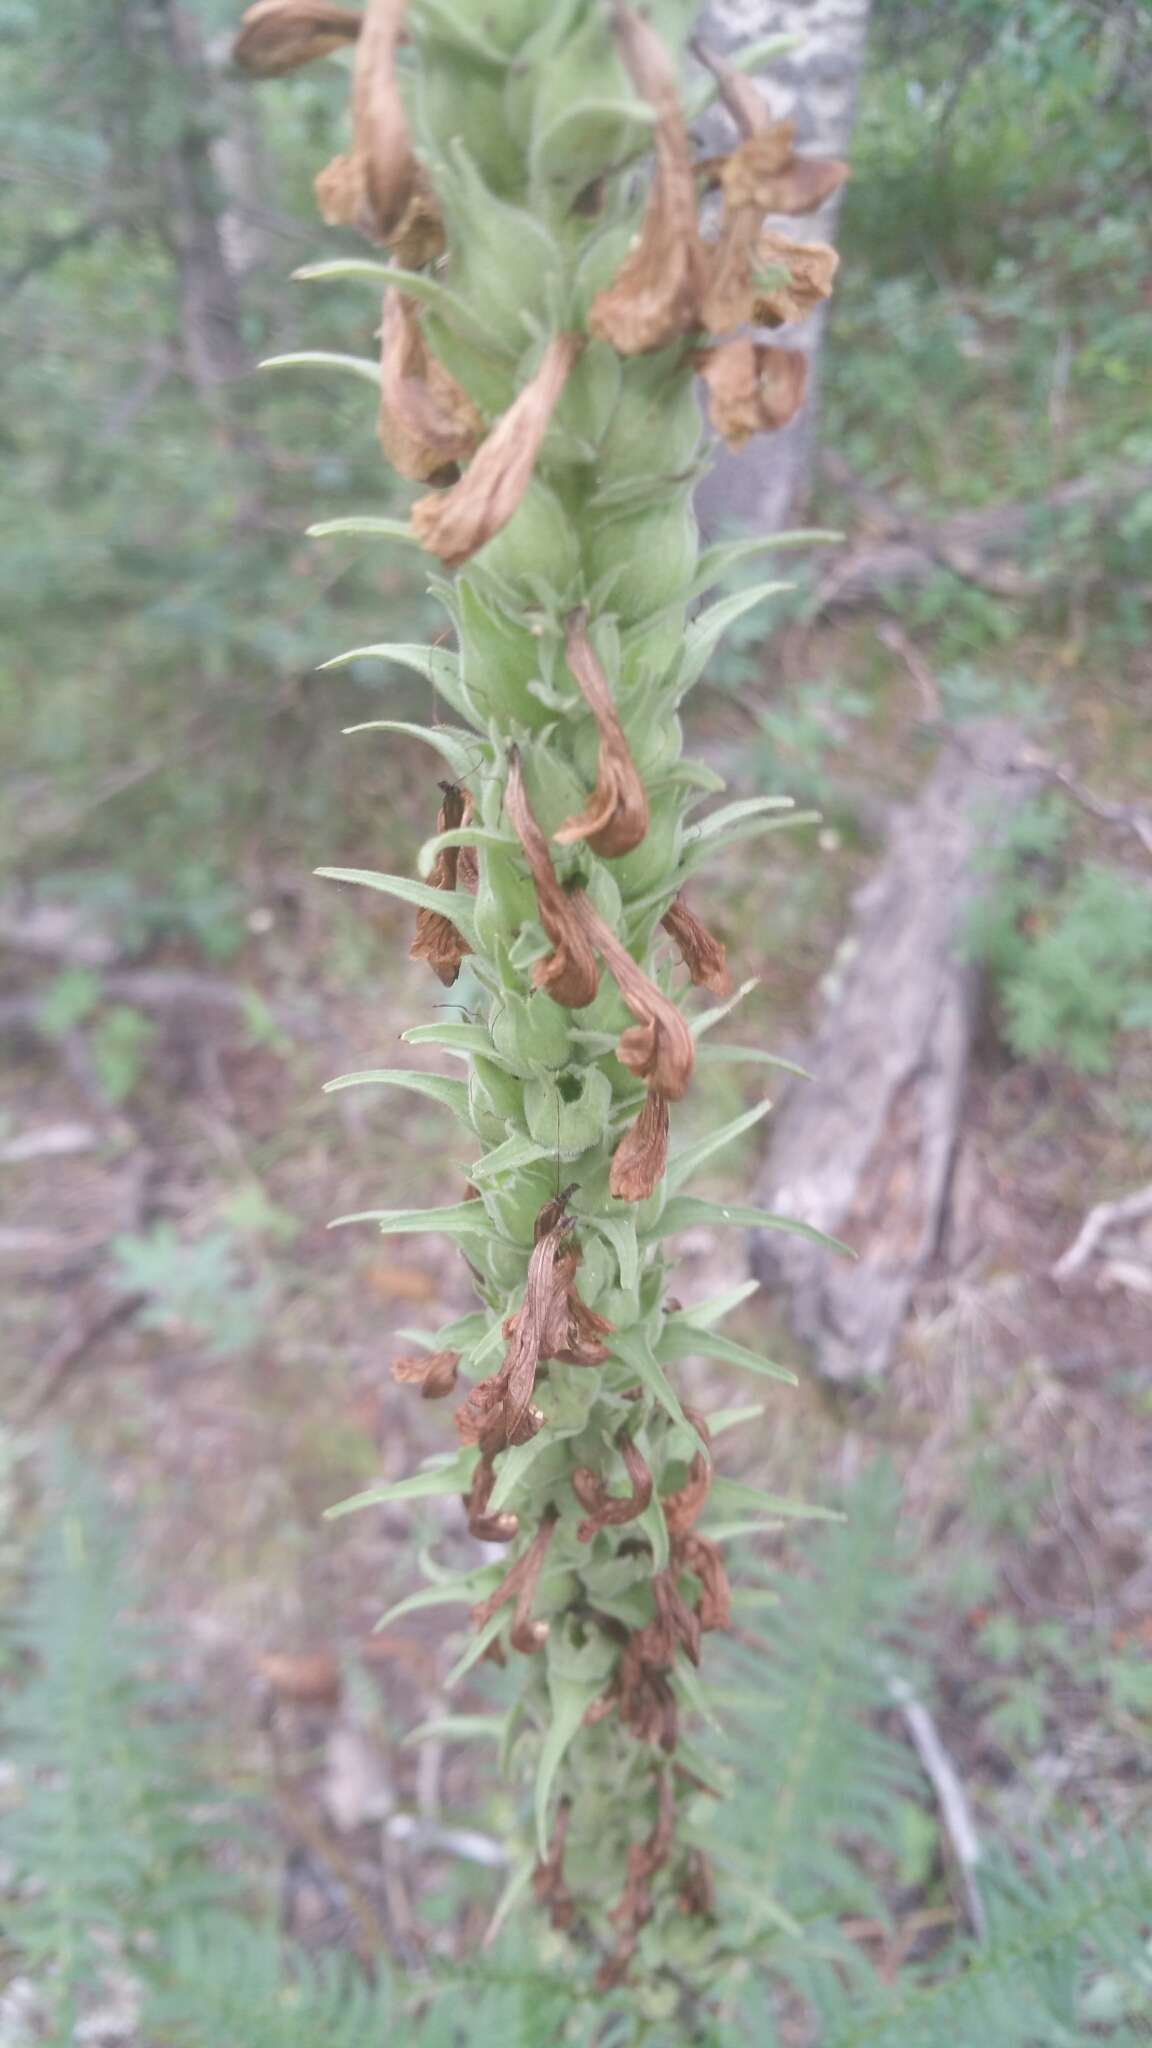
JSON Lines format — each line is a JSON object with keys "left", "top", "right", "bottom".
{"left": 698, "top": 336, "right": 807, "bottom": 448}
{"left": 505, "top": 749, "right": 600, "bottom": 1010}
{"left": 455, "top": 1201, "right": 611, "bottom": 1453}
{"left": 588, "top": 6, "right": 706, "bottom": 354}
{"left": 571, "top": 1430, "right": 653, "bottom": 1541}
{"left": 533, "top": 1798, "right": 575, "bottom": 1930}
{"left": 377, "top": 291, "right": 483, "bottom": 482}
{"left": 411, "top": 334, "right": 580, "bottom": 568}
{"left": 553, "top": 611, "right": 649, "bottom": 859}
{"left": 390, "top": 1348, "right": 460, "bottom": 1399}
{"left": 660, "top": 893, "right": 733, "bottom": 997}
{"left": 751, "top": 227, "right": 840, "bottom": 326}
{"left": 471, "top": 1510, "right": 557, "bottom": 1654}
{"left": 596, "top": 1770, "right": 675, "bottom": 1989}
{"left": 233, "top": 0, "right": 361, "bottom": 77}
{"left": 609, "top": 1089, "right": 669, "bottom": 1203}
{"left": 567, "top": 892, "right": 695, "bottom": 1100}
{"left": 464, "top": 1454, "right": 518, "bottom": 1545}
{"left": 702, "top": 124, "right": 847, "bottom": 335}
{"left": 311, "top": 0, "right": 444, "bottom": 263}
{"left": 410, "top": 782, "right": 473, "bottom": 987}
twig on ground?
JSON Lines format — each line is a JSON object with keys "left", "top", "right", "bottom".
{"left": 889, "top": 1675, "right": 987, "bottom": 1942}
{"left": 1053, "top": 1181, "right": 1152, "bottom": 1281}
{"left": 18, "top": 1291, "right": 146, "bottom": 1422}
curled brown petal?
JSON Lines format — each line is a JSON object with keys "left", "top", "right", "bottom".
{"left": 533, "top": 1798, "right": 575, "bottom": 1930}
{"left": 312, "top": 0, "right": 444, "bottom": 262}
{"left": 571, "top": 1431, "right": 653, "bottom": 1541}
{"left": 588, "top": 5, "right": 705, "bottom": 354}
{"left": 233, "top": 0, "right": 361, "bottom": 75}
{"left": 567, "top": 893, "right": 695, "bottom": 1101}
{"left": 698, "top": 338, "right": 808, "bottom": 449}
{"left": 505, "top": 749, "right": 599, "bottom": 1010}
{"left": 464, "top": 1454, "right": 518, "bottom": 1544}
{"left": 752, "top": 229, "right": 840, "bottom": 327}
{"left": 412, "top": 334, "right": 580, "bottom": 569}
{"left": 676, "top": 1531, "right": 732, "bottom": 1634}
{"left": 661, "top": 1406, "right": 713, "bottom": 1537}
{"left": 390, "top": 1348, "right": 460, "bottom": 1399}
{"left": 701, "top": 124, "right": 847, "bottom": 335}
{"left": 378, "top": 291, "right": 483, "bottom": 483}
{"left": 410, "top": 783, "right": 472, "bottom": 987}
{"left": 553, "top": 610, "right": 649, "bottom": 859}
{"left": 609, "top": 1090, "right": 669, "bottom": 1204}
{"left": 660, "top": 893, "right": 733, "bottom": 997}
{"left": 454, "top": 1201, "right": 611, "bottom": 1452}
{"left": 471, "top": 1511, "right": 557, "bottom": 1654}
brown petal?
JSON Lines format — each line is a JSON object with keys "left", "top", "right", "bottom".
{"left": 571, "top": 1431, "right": 653, "bottom": 1541}
{"left": 533, "top": 1798, "right": 575, "bottom": 1930}
{"left": 464, "top": 1454, "right": 518, "bottom": 1544}
{"left": 567, "top": 893, "right": 695, "bottom": 1101}
{"left": 553, "top": 611, "right": 649, "bottom": 859}
{"left": 588, "top": 6, "right": 705, "bottom": 353}
{"left": 751, "top": 229, "right": 839, "bottom": 326}
{"left": 609, "top": 1090, "right": 669, "bottom": 1203}
{"left": 505, "top": 749, "right": 599, "bottom": 1010}
{"left": 409, "top": 782, "right": 472, "bottom": 987}
{"left": 702, "top": 129, "right": 847, "bottom": 335}
{"left": 390, "top": 1348, "right": 460, "bottom": 1399}
{"left": 233, "top": 0, "right": 361, "bottom": 76}
{"left": 311, "top": 0, "right": 436, "bottom": 254}
{"left": 660, "top": 893, "right": 732, "bottom": 997}
{"left": 257, "top": 1649, "right": 343, "bottom": 1706}
{"left": 378, "top": 291, "right": 483, "bottom": 483}
{"left": 676, "top": 1531, "right": 731, "bottom": 1633}
{"left": 699, "top": 337, "right": 807, "bottom": 449}
{"left": 412, "top": 335, "right": 580, "bottom": 569}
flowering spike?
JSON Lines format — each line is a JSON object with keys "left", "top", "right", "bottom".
{"left": 237, "top": 0, "right": 846, "bottom": 1986}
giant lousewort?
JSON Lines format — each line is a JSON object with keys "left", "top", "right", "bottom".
{"left": 235, "top": 0, "right": 845, "bottom": 1990}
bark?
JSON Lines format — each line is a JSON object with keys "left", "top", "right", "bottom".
{"left": 695, "top": 0, "right": 872, "bottom": 537}
{"left": 749, "top": 721, "right": 1046, "bottom": 1384}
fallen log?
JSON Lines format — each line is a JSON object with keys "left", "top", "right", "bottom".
{"left": 750, "top": 719, "right": 1044, "bottom": 1384}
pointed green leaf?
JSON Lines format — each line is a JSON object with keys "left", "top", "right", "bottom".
{"left": 690, "top": 978, "right": 759, "bottom": 1039}
{"left": 692, "top": 529, "right": 841, "bottom": 596}
{"left": 322, "top": 1069, "right": 471, "bottom": 1119}
{"left": 307, "top": 516, "right": 421, "bottom": 547}
{"left": 681, "top": 809, "right": 822, "bottom": 868}
{"left": 446, "top": 1610, "right": 508, "bottom": 1688}
{"left": 665, "top": 1098, "right": 773, "bottom": 1195}
{"left": 673, "top": 1649, "right": 723, "bottom": 1732}
{"left": 673, "top": 1279, "right": 760, "bottom": 1328}
{"left": 651, "top": 1197, "right": 854, "bottom": 1257}
{"left": 341, "top": 720, "right": 490, "bottom": 782}
{"left": 319, "top": 642, "right": 471, "bottom": 719}
{"left": 535, "top": 1673, "right": 598, "bottom": 1858}
{"left": 374, "top": 1572, "right": 499, "bottom": 1630}
{"left": 325, "top": 1450, "right": 476, "bottom": 1518}
{"left": 292, "top": 259, "right": 497, "bottom": 346}
{"left": 328, "top": 1200, "right": 496, "bottom": 1241}
{"left": 588, "top": 1213, "right": 639, "bottom": 1297}
{"left": 707, "top": 1403, "right": 766, "bottom": 1437}
{"left": 608, "top": 1328, "right": 688, "bottom": 1433}
{"left": 676, "top": 582, "right": 794, "bottom": 698}
{"left": 417, "top": 825, "right": 509, "bottom": 879}
{"left": 696, "top": 1044, "right": 812, "bottom": 1080}
{"left": 658, "top": 1323, "right": 798, "bottom": 1386}
{"left": 686, "top": 796, "right": 794, "bottom": 843}
{"left": 402, "top": 1714, "right": 507, "bottom": 1746}
{"left": 469, "top": 1131, "right": 553, "bottom": 1183}
{"left": 404, "top": 1022, "right": 520, "bottom": 1069}
{"left": 259, "top": 350, "right": 380, "bottom": 387}
{"left": 314, "top": 868, "right": 478, "bottom": 947}
{"left": 705, "top": 1477, "right": 842, "bottom": 1523}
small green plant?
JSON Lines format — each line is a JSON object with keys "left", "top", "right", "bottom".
{"left": 111, "top": 1223, "right": 267, "bottom": 1356}
{"left": 968, "top": 800, "right": 1152, "bottom": 1075}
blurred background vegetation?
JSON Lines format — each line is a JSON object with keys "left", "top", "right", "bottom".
{"left": 2, "top": 0, "right": 1150, "bottom": 2039}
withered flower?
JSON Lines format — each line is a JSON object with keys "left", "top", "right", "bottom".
{"left": 233, "top": 0, "right": 361, "bottom": 77}
{"left": 752, "top": 227, "right": 840, "bottom": 327}
{"left": 505, "top": 749, "right": 599, "bottom": 1010}
{"left": 378, "top": 291, "right": 483, "bottom": 483}
{"left": 455, "top": 1200, "right": 612, "bottom": 1453}
{"left": 676, "top": 1530, "right": 731, "bottom": 1633}
{"left": 533, "top": 1798, "right": 575, "bottom": 1931}
{"left": 698, "top": 337, "right": 808, "bottom": 448}
{"left": 676, "top": 1848, "right": 716, "bottom": 1921}
{"left": 588, "top": 7, "right": 706, "bottom": 355}
{"left": 390, "top": 1348, "right": 460, "bottom": 1399}
{"left": 596, "top": 1770, "right": 675, "bottom": 1990}
{"left": 554, "top": 610, "right": 649, "bottom": 859}
{"left": 567, "top": 892, "right": 695, "bottom": 1101}
{"left": 410, "top": 782, "right": 473, "bottom": 987}
{"left": 471, "top": 1510, "right": 557, "bottom": 1654}
{"left": 661, "top": 892, "right": 733, "bottom": 997}
{"left": 312, "top": 0, "right": 444, "bottom": 266}
{"left": 609, "top": 1090, "right": 669, "bottom": 1204}
{"left": 660, "top": 1404, "right": 712, "bottom": 1538}
{"left": 571, "top": 1430, "right": 653, "bottom": 1541}
{"left": 464, "top": 1454, "right": 518, "bottom": 1545}
{"left": 412, "top": 334, "right": 580, "bottom": 569}
{"left": 702, "top": 124, "right": 847, "bottom": 335}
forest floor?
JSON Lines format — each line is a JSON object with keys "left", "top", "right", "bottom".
{"left": 4, "top": 609, "right": 1150, "bottom": 1978}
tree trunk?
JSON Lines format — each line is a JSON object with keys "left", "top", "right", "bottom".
{"left": 749, "top": 722, "right": 1046, "bottom": 1384}
{"left": 695, "top": 0, "right": 872, "bottom": 537}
